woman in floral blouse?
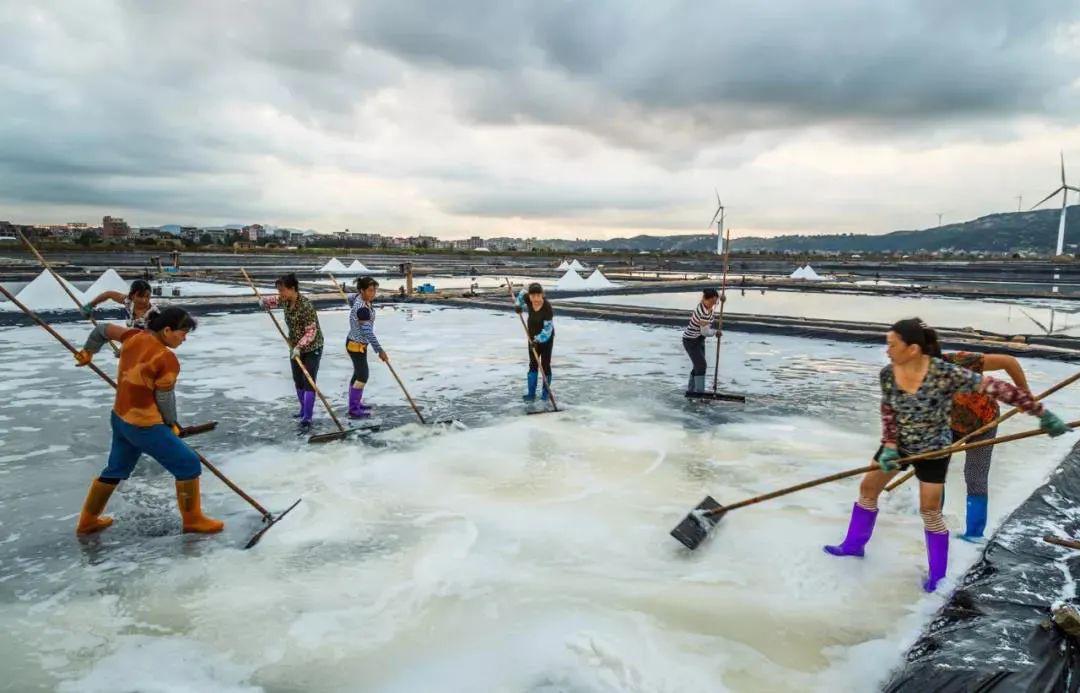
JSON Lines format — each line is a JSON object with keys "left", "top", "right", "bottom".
{"left": 824, "top": 318, "right": 1067, "bottom": 593}
{"left": 260, "top": 273, "right": 325, "bottom": 427}
{"left": 941, "top": 351, "right": 1032, "bottom": 542}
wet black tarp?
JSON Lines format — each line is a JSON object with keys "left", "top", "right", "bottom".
{"left": 883, "top": 441, "right": 1080, "bottom": 692}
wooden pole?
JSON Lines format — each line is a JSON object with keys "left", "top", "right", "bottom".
{"left": 707, "top": 420, "right": 1080, "bottom": 516}
{"left": 712, "top": 228, "right": 731, "bottom": 393}
{"left": 505, "top": 279, "right": 558, "bottom": 411}
{"left": 16, "top": 228, "right": 120, "bottom": 355}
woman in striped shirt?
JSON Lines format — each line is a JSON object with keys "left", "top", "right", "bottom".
{"left": 345, "top": 276, "right": 388, "bottom": 418}
{"left": 682, "top": 288, "right": 721, "bottom": 394}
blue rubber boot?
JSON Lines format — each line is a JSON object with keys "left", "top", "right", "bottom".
{"left": 523, "top": 371, "right": 538, "bottom": 402}
{"left": 540, "top": 372, "right": 552, "bottom": 401}
{"left": 959, "top": 494, "right": 988, "bottom": 543}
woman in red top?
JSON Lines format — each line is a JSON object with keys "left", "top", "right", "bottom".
{"left": 941, "top": 351, "right": 1032, "bottom": 541}
{"left": 73, "top": 307, "right": 223, "bottom": 536}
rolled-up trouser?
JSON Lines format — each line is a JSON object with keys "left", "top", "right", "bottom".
{"left": 100, "top": 411, "right": 202, "bottom": 481}
{"left": 528, "top": 337, "right": 553, "bottom": 377}
{"left": 290, "top": 348, "right": 322, "bottom": 392}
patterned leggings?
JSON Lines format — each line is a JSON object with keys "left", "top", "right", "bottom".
{"left": 957, "top": 426, "right": 996, "bottom": 496}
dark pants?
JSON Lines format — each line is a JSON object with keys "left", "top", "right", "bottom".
{"left": 290, "top": 348, "right": 322, "bottom": 392}
{"left": 347, "top": 341, "right": 369, "bottom": 388}
{"left": 528, "top": 337, "right": 554, "bottom": 377}
{"left": 683, "top": 336, "right": 707, "bottom": 377}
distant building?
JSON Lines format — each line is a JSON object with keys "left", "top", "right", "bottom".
{"left": 242, "top": 224, "right": 265, "bottom": 241}
{"left": 102, "top": 216, "right": 131, "bottom": 240}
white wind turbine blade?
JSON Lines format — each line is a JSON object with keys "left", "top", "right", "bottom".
{"left": 1030, "top": 186, "right": 1065, "bottom": 210}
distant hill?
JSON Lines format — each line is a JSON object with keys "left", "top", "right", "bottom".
{"left": 542, "top": 206, "right": 1080, "bottom": 254}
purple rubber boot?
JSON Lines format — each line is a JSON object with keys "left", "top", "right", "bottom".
{"left": 292, "top": 389, "right": 304, "bottom": 418}
{"left": 348, "top": 387, "right": 370, "bottom": 419}
{"left": 299, "top": 390, "right": 316, "bottom": 426}
{"left": 922, "top": 530, "right": 949, "bottom": 592}
{"left": 823, "top": 503, "right": 878, "bottom": 557}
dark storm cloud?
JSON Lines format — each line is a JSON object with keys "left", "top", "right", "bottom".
{"left": 0, "top": 1, "right": 1078, "bottom": 225}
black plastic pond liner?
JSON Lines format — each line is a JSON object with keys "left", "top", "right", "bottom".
{"left": 883, "top": 441, "right": 1080, "bottom": 692}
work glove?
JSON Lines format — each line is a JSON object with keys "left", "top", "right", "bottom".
{"left": 170, "top": 423, "right": 182, "bottom": 436}
{"left": 74, "top": 349, "right": 93, "bottom": 367}
{"left": 1040, "top": 411, "right": 1069, "bottom": 438}
{"left": 290, "top": 346, "right": 301, "bottom": 360}
{"left": 80, "top": 303, "right": 95, "bottom": 317}
{"left": 877, "top": 446, "right": 901, "bottom": 472}
{"left": 514, "top": 305, "right": 523, "bottom": 314}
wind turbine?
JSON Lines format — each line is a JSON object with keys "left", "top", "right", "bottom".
{"left": 707, "top": 190, "right": 725, "bottom": 255}
{"left": 1030, "top": 152, "right": 1080, "bottom": 257}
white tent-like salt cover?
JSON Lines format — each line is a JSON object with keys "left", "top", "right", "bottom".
{"left": 85, "top": 269, "right": 130, "bottom": 297}
{"left": 347, "top": 260, "right": 370, "bottom": 273}
{"left": 569, "top": 259, "right": 587, "bottom": 271}
{"left": 319, "top": 258, "right": 349, "bottom": 273}
{"left": 554, "top": 268, "right": 589, "bottom": 290}
{"left": 789, "top": 265, "right": 808, "bottom": 279}
{"left": 556, "top": 260, "right": 571, "bottom": 271}
{"left": 14, "top": 269, "right": 84, "bottom": 311}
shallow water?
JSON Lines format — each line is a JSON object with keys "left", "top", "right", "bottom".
{"left": 570, "top": 289, "right": 1080, "bottom": 336}
{"left": 0, "top": 306, "right": 1077, "bottom": 691}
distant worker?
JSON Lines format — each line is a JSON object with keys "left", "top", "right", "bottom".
{"left": 515, "top": 283, "right": 555, "bottom": 402}
{"left": 344, "top": 276, "right": 388, "bottom": 418}
{"left": 260, "top": 273, "right": 324, "bottom": 427}
{"left": 682, "top": 288, "right": 721, "bottom": 395}
{"left": 72, "top": 307, "right": 223, "bottom": 536}
{"left": 82, "top": 279, "right": 161, "bottom": 329}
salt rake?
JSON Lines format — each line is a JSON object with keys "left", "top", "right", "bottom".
{"left": 241, "top": 269, "right": 353, "bottom": 444}
{"left": 505, "top": 278, "right": 559, "bottom": 414}
{"left": 670, "top": 420, "right": 1080, "bottom": 550}
{"left": 0, "top": 283, "right": 298, "bottom": 549}
{"left": 698, "top": 226, "right": 746, "bottom": 405}
{"left": 884, "top": 369, "right": 1080, "bottom": 493}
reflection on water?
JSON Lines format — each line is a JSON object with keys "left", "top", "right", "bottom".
{"left": 571, "top": 289, "right": 1080, "bottom": 335}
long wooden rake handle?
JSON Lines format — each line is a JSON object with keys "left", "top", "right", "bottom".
{"left": 707, "top": 419, "right": 1080, "bottom": 516}
{"left": 505, "top": 278, "right": 558, "bottom": 411}
{"left": 16, "top": 228, "right": 120, "bottom": 355}
{"left": 0, "top": 282, "right": 271, "bottom": 519}
{"left": 240, "top": 269, "right": 346, "bottom": 433}
{"left": 712, "top": 228, "right": 731, "bottom": 393}
{"left": 885, "top": 369, "right": 1080, "bottom": 492}
{"left": 328, "top": 273, "right": 426, "bottom": 424}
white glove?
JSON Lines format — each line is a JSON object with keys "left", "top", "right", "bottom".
{"left": 290, "top": 346, "right": 301, "bottom": 360}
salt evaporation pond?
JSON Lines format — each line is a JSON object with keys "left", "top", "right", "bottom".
{"left": 1, "top": 306, "right": 1078, "bottom": 690}
{"left": 570, "top": 289, "right": 1080, "bottom": 336}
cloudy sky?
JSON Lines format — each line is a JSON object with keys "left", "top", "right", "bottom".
{"left": 3, "top": 2, "right": 1080, "bottom": 240}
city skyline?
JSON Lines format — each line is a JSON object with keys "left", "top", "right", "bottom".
{"left": 2, "top": 3, "right": 1080, "bottom": 240}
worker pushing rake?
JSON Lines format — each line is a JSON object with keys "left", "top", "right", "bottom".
{"left": 672, "top": 317, "right": 1072, "bottom": 594}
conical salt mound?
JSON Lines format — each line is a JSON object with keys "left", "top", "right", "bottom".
{"left": 348, "top": 260, "right": 370, "bottom": 273}
{"left": 15, "top": 269, "right": 84, "bottom": 311}
{"left": 319, "top": 257, "right": 348, "bottom": 273}
{"left": 789, "top": 265, "right": 807, "bottom": 279}
{"left": 555, "top": 268, "right": 588, "bottom": 290}
{"left": 802, "top": 264, "right": 823, "bottom": 280}
{"left": 85, "top": 268, "right": 130, "bottom": 297}
{"left": 556, "top": 260, "right": 571, "bottom": 271}
{"left": 569, "top": 259, "right": 587, "bottom": 271}
{"left": 584, "top": 269, "right": 615, "bottom": 289}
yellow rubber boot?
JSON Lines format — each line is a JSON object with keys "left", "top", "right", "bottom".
{"left": 76, "top": 479, "right": 117, "bottom": 535}
{"left": 175, "top": 478, "right": 224, "bottom": 534}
